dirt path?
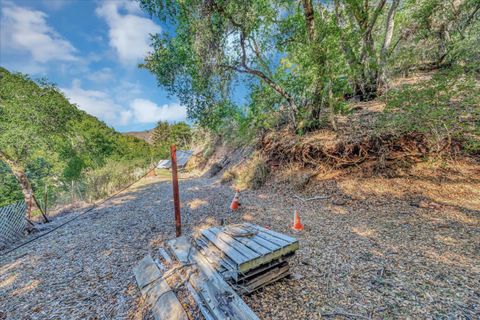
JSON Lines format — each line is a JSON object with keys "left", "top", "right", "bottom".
{"left": 1, "top": 173, "right": 479, "bottom": 319}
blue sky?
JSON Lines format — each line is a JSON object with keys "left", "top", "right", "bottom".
{"left": 0, "top": 0, "right": 187, "bottom": 132}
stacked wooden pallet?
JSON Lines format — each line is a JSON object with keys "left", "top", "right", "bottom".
{"left": 193, "top": 223, "right": 299, "bottom": 294}
{"left": 133, "top": 224, "right": 299, "bottom": 319}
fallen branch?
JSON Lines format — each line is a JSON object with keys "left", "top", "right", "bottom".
{"left": 294, "top": 194, "right": 331, "bottom": 202}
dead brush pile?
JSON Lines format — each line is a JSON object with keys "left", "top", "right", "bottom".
{"left": 261, "top": 128, "right": 465, "bottom": 174}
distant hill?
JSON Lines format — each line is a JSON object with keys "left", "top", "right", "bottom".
{"left": 123, "top": 130, "right": 153, "bottom": 144}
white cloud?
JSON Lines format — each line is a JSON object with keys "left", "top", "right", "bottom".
{"left": 0, "top": 2, "right": 77, "bottom": 63}
{"left": 41, "top": 0, "right": 70, "bottom": 11}
{"left": 61, "top": 81, "right": 187, "bottom": 126}
{"left": 129, "top": 99, "right": 187, "bottom": 124}
{"left": 87, "top": 67, "right": 115, "bottom": 83}
{"left": 96, "top": 0, "right": 161, "bottom": 65}
{"left": 61, "top": 79, "right": 122, "bottom": 124}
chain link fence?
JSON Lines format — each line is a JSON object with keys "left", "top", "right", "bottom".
{"left": 1, "top": 162, "right": 155, "bottom": 250}
{"left": 0, "top": 201, "right": 27, "bottom": 249}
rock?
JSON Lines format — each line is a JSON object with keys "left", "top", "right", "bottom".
{"left": 332, "top": 198, "right": 347, "bottom": 206}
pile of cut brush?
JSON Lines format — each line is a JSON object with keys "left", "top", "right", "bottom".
{"left": 260, "top": 128, "right": 462, "bottom": 171}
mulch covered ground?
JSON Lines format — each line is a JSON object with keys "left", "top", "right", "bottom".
{"left": 1, "top": 171, "right": 479, "bottom": 319}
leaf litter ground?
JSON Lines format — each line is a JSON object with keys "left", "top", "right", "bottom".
{"left": 0, "top": 169, "right": 478, "bottom": 319}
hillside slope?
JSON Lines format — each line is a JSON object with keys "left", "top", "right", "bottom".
{"left": 0, "top": 67, "right": 157, "bottom": 207}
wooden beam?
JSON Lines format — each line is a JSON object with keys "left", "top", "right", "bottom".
{"left": 168, "top": 236, "right": 260, "bottom": 320}
{"left": 156, "top": 250, "right": 216, "bottom": 320}
{"left": 133, "top": 255, "right": 188, "bottom": 320}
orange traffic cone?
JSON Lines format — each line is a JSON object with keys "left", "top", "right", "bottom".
{"left": 291, "top": 210, "right": 304, "bottom": 231}
{"left": 230, "top": 190, "right": 240, "bottom": 211}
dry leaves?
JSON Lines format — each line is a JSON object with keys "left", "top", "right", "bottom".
{"left": 1, "top": 172, "right": 479, "bottom": 319}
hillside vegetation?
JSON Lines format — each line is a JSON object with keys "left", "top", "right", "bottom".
{"left": 139, "top": 0, "right": 479, "bottom": 168}
{"left": 0, "top": 68, "right": 161, "bottom": 208}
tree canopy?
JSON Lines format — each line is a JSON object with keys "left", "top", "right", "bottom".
{"left": 151, "top": 121, "right": 192, "bottom": 152}
{"left": 140, "top": 0, "right": 479, "bottom": 134}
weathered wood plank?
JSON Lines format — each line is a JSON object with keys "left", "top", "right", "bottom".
{"left": 157, "top": 248, "right": 216, "bottom": 320}
{"left": 230, "top": 225, "right": 281, "bottom": 252}
{"left": 201, "top": 229, "right": 250, "bottom": 265}
{"left": 237, "top": 255, "right": 291, "bottom": 281}
{"left": 236, "top": 242, "right": 299, "bottom": 274}
{"left": 168, "top": 237, "right": 260, "bottom": 320}
{"left": 250, "top": 229, "right": 290, "bottom": 247}
{"left": 209, "top": 227, "right": 260, "bottom": 259}
{"left": 245, "top": 223, "right": 297, "bottom": 243}
{"left": 216, "top": 226, "right": 272, "bottom": 255}
{"left": 158, "top": 247, "right": 173, "bottom": 265}
{"left": 239, "top": 263, "right": 290, "bottom": 294}
{"left": 133, "top": 255, "right": 188, "bottom": 320}
{"left": 194, "top": 236, "right": 238, "bottom": 280}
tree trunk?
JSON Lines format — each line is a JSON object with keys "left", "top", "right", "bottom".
{"left": 378, "top": 0, "right": 400, "bottom": 88}
{"left": 357, "top": 0, "right": 387, "bottom": 100}
{"left": 302, "top": 0, "right": 315, "bottom": 42}
{"left": 437, "top": 22, "right": 451, "bottom": 66}
{"left": 328, "top": 80, "right": 337, "bottom": 131}
{"left": 0, "top": 151, "right": 34, "bottom": 206}
{"left": 0, "top": 150, "right": 48, "bottom": 222}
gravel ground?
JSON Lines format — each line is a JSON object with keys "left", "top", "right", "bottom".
{"left": 1, "top": 172, "right": 479, "bottom": 319}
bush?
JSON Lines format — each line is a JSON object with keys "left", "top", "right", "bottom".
{"left": 376, "top": 69, "right": 480, "bottom": 155}
{"left": 236, "top": 154, "right": 270, "bottom": 190}
{"left": 220, "top": 169, "right": 236, "bottom": 184}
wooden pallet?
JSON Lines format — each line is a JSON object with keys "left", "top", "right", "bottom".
{"left": 133, "top": 224, "right": 299, "bottom": 319}
{"left": 194, "top": 223, "right": 299, "bottom": 292}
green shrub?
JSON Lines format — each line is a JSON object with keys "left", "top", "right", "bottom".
{"left": 376, "top": 69, "right": 480, "bottom": 155}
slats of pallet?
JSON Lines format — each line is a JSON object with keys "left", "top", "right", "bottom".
{"left": 201, "top": 229, "right": 251, "bottom": 265}
{"left": 200, "top": 224, "right": 299, "bottom": 274}
{"left": 238, "top": 262, "right": 291, "bottom": 294}
{"left": 194, "top": 236, "right": 238, "bottom": 281}
{"left": 133, "top": 255, "right": 188, "bottom": 320}
{"left": 207, "top": 227, "right": 259, "bottom": 260}
{"left": 157, "top": 248, "right": 216, "bottom": 320}
{"left": 245, "top": 223, "right": 297, "bottom": 243}
{"left": 223, "top": 225, "right": 276, "bottom": 253}
{"left": 168, "top": 236, "right": 260, "bottom": 320}
{"left": 237, "top": 254, "right": 292, "bottom": 282}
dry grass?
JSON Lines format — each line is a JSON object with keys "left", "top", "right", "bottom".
{"left": 334, "top": 159, "right": 480, "bottom": 211}
{"left": 220, "top": 168, "right": 236, "bottom": 184}
{"left": 234, "top": 153, "right": 270, "bottom": 190}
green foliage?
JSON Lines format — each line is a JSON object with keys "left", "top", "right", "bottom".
{"left": 0, "top": 67, "right": 159, "bottom": 206}
{"left": 0, "top": 162, "right": 22, "bottom": 207}
{"left": 139, "top": 0, "right": 478, "bottom": 142}
{"left": 376, "top": 68, "right": 480, "bottom": 154}
{"left": 391, "top": 0, "right": 480, "bottom": 73}
{"left": 151, "top": 121, "right": 192, "bottom": 150}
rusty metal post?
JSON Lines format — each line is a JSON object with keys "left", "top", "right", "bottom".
{"left": 170, "top": 144, "right": 182, "bottom": 237}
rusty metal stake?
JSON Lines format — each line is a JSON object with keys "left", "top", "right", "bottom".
{"left": 170, "top": 145, "right": 182, "bottom": 237}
